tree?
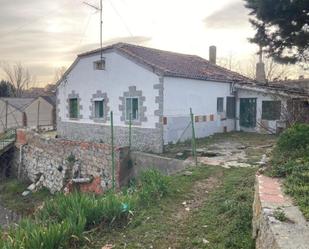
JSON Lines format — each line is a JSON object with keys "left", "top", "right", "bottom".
{"left": 53, "top": 66, "right": 67, "bottom": 84}
{"left": 241, "top": 55, "right": 291, "bottom": 81}
{"left": 0, "top": 80, "right": 15, "bottom": 97}
{"left": 1, "top": 62, "right": 35, "bottom": 97}
{"left": 245, "top": 0, "right": 309, "bottom": 64}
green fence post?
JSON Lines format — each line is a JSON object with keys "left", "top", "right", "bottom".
{"left": 129, "top": 113, "right": 132, "bottom": 150}
{"left": 110, "top": 111, "right": 115, "bottom": 190}
{"left": 190, "top": 108, "right": 197, "bottom": 166}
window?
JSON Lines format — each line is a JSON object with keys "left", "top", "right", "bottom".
{"left": 94, "top": 100, "right": 104, "bottom": 118}
{"left": 93, "top": 59, "right": 105, "bottom": 70}
{"left": 262, "top": 101, "right": 281, "bottom": 120}
{"left": 217, "top": 97, "right": 224, "bottom": 112}
{"left": 126, "top": 97, "right": 139, "bottom": 120}
{"left": 226, "top": 97, "right": 236, "bottom": 119}
{"left": 69, "top": 98, "right": 78, "bottom": 119}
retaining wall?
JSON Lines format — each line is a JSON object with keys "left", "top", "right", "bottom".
{"left": 14, "top": 129, "right": 131, "bottom": 194}
{"left": 252, "top": 174, "right": 309, "bottom": 249}
{"left": 130, "top": 151, "right": 188, "bottom": 176}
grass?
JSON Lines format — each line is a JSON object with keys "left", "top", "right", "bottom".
{"left": 0, "top": 178, "right": 50, "bottom": 215}
{"left": 0, "top": 169, "right": 171, "bottom": 249}
{"left": 79, "top": 166, "right": 256, "bottom": 249}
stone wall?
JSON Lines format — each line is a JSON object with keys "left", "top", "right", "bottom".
{"left": 130, "top": 151, "right": 189, "bottom": 176}
{"left": 57, "top": 121, "right": 163, "bottom": 153}
{"left": 15, "top": 129, "right": 131, "bottom": 194}
{"left": 252, "top": 174, "right": 309, "bottom": 249}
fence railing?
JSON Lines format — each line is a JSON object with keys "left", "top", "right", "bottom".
{"left": 0, "top": 129, "right": 16, "bottom": 154}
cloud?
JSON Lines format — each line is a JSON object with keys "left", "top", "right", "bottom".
{"left": 203, "top": 2, "right": 250, "bottom": 29}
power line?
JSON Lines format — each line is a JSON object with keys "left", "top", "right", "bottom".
{"left": 106, "top": 0, "right": 133, "bottom": 36}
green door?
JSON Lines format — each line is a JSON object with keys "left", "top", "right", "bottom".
{"left": 240, "top": 98, "right": 257, "bottom": 128}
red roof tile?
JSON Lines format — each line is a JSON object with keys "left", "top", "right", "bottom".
{"left": 78, "top": 43, "right": 252, "bottom": 83}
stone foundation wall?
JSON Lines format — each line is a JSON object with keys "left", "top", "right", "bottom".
{"left": 252, "top": 174, "right": 309, "bottom": 249}
{"left": 15, "top": 129, "right": 131, "bottom": 194}
{"left": 57, "top": 121, "right": 163, "bottom": 153}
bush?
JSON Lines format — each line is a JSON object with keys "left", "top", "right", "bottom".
{"left": 276, "top": 124, "right": 309, "bottom": 153}
{"left": 270, "top": 124, "right": 309, "bottom": 177}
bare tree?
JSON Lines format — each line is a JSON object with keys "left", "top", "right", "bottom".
{"left": 1, "top": 62, "right": 35, "bottom": 97}
{"left": 53, "top": 66, "right": 67, "bottom": 84}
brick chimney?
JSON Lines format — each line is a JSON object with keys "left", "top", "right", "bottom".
{"left": 209, "top": 46, "right": 216, "bottom": 64}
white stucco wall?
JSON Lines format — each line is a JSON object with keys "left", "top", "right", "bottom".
{"left": 236, "top": 88, "right": 287, "bottom": 133}
{"left": 57, "top": 51, "right": 160, "bottom": 129}
{"left": 163, "top": 77, "right": 236, "bottom": 143}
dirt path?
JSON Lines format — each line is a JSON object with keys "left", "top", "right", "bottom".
{"left": 164, "top": 173, "right": 222, "bottom": 248}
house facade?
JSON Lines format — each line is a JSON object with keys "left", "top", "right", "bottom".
{"left": 56, "top": 43, "right": 309, "bottom": 153}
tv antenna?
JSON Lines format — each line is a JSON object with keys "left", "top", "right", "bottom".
{"left": 83, "top": 0, "right": 103, "bottom": 61}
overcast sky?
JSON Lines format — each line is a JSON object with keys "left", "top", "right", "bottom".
{"left": 0, "top": 0, "right": 261, "bottom": 85}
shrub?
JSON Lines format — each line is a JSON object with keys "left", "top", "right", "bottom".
{"left": 270, "top": 124, "right": 309, "bottom": 177}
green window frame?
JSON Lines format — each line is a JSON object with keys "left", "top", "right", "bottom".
{"left": 217, "top": 97, "right": 224, "bottom": 112}
{"left": 226, "top": 97, "right": 236, "bottom": 119}
{"left": 69, "top": 98, "right": 78, "bottom": 119}
{"left": 262, "top": 101, "right": 281, "bottom": 120}
{"left": 94, "top": 100, "right": 104, "bottom": 118}
{"left": 126, "top": 97, "right": 139, "bottom": 120}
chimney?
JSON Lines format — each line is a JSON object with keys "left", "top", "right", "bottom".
{"left": 209, "top": 46, "right": 216, "bottom": 64}
{"left": 256, "top": 45, "right": 266, "bottom": 83}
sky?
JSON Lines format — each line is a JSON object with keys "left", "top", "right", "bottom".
{"left": 0, "top": 0, "right": 296, "bottom": 85}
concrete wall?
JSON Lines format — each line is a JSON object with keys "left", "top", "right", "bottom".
{"left": 130, "top": 151, "right": 188, "bottom": 176}
{"left": 0, "top": 100, "right": 23, "bottom": 133}
{"left": 15, "top": 129, "right": 131, "bottom": 194}
{"left": 57, "top": 50, "right": 163, "bottom": 152}
{"left": 236, "top": 89, "right": 287, "bottom": 133}
{"left": 24, "top": 97, "right": 54, "bottom": 130}
{"left": 163, "top": 77, "right": 235, "bottom": 143}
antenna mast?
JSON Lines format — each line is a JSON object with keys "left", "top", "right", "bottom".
{"left": 100, "top": 0, "right": 103, "bottom": 61}
{"left": 83, "top": 0, "right": 103, "bottom": 61}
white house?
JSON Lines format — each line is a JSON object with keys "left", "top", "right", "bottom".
{"left": 56, "top": 43, "right": 309, "bottom": 153}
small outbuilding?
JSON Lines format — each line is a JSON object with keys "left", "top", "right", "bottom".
{"left": 0, "top": 95, "right": 56, "bottom": 133}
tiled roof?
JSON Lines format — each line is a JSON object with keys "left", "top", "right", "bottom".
{"left": 78, "top": 43, "right": 252, "bottom": 83}
{"left": 235, "top": 82, "right": 309, "bottom": 98}
{"left": 0, "top": 98, "right": 34, "bottom": 111}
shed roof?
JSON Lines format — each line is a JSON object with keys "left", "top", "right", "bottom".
{"left": 0, "top": 98, "right": 34, "bottom": 111}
